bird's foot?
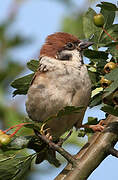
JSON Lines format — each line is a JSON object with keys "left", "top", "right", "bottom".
{"left": 82, "top": 120, "right": 105, "bottom": 132}
{"left": 40, "top": 123, "right": 53, "bottom": 141}
{"left": 37, "top": 125, "right": 73, "bottom": 147}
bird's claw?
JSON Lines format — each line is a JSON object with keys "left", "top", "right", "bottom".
{"left": 40, "top": 123, "right": 52, "bottom": 141}
{"left": 89, "top": 120, "right": 105, "bottom": 132}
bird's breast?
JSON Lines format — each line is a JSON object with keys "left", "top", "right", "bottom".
{"left": 26, "top": 61, "right": 91, "bottom": 138}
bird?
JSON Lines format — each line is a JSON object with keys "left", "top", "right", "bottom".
{"left": 26, "top": 32, "right": 104, "bottom": 140}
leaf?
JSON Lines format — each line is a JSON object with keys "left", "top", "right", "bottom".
{"left": 83, "top": 8, "right": 101, "bottom": 41}
{"left": 23, "top": 117, "right": 42, "bottom": 130}
{"left": 105, "top": 41, "right": 118, "bottom": 50}
{"left": 107, "top": 44, "right": 118, "bottom": 58}
{"left": 78, "top": 117, "right": 98, "bottom": 137}
{"left": 100, "top": 4, "right": 115, "bottom": 30}
{"left": 88, "top": 67, "right": 96, "bottom": 72}
{"left": 2, "top": 136, "right": 33, "bottom": 151}
{"left": 11, "top": 73, "right": 34, "bottom": 96}
{"left": 97, "top": 2, "right": 118, "bottom": 11}
{"left": 87, "top": 117, "right": 98, "bottom": 124}
{"left": 27, "top": 59, "right": 39, "bottom": 72}
{"left": 91, "top": 87, "right": 103, "bottom": 98}
{"left": 89, "top": 93, "right": 102, "bottom": 107}
{"left": 84, "top": 49, "right": 108, "bottom": 60}
{"left": 88, "top": 71, "right": 97, "bottom": 85}
{"left": 35, "top": 148, "right": 61, "bottom": 167}
{"left": 0, "top": 154, "right": 36, "bottom": 180}
{"left": 46, "top": 148, "right": 61, "bottom": 167}
{"left": 78, "top": 130, "right": 86, "bottom": 137}
{"left": 100, "top": 24, "right": 118, "bottom": 43}
{"left": 57, "top": 106, "right": 84, "bottom": 118}
{"left": 101, "top": 105, "right": 118, "bottom": 116}
{"left": 104, "top": 68, "right": 118, "bottom": 97}
{"left": 35, "top": 151, "right": 46, "bottom": 164}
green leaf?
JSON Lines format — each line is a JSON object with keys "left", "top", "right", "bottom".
{"left": 104, "top": 68, "right": 118, "bottom": 97}
{"left": 101, "top": 105, "right": 118, "bottom": 116}
{"left": 105, "top": 41, "right": 118, "bottom": 48}
{"left": 83, "top": 8, "right": 101, "bottom": 40}
{"left": 87, "top": 117, "right": 98, "bottom": 125}
{"left": 78, "top": 129, "right": 86, "bottom": 137}
{"left": 97, "top": 2, "right": 118, "bottom": 11}
{"left": 57, "top": 106, "right": 84, "bottom": 118}
{"left": 78, "top": 117, "right": 98, "bottom": 137}
{"left": 91, "top": 87, "right": 103, "bottom": 98}
{"left": 88, "top": 70, "right": 97, "bottom": 85}
{"left": 27, "top": 59, "right": 39, "bottom": 72}
{"left": 0, "top": 154, "right": 36, "bottom": 180}
{"left": 84, "top": 49, "right": 108, "bottom": 60}
{"left": 100, "top": 24, "right": 118, "bottom": 43}
{"left": 100, "top": 5, "right": 115, "bottom": 30}
{"left": 107, "top": 44, "right": 118, "bottom": 58}
{"left": 45, "top": 106, "right": 84, "bottom": 124}
{"left": 11, "top": 73, "right": 34, "bottom": 96}
{"left": 89, "top": 93, "right": 102, "bottom": 107}
{"left": 23, "top": 117, "right": 42, "bottom": 130}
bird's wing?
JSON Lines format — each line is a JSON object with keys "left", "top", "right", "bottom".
{"left": 30, "top": 56, "right": 55, "bottom": 86}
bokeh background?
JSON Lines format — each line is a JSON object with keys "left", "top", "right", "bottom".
{"left": 0, "top": 0, "right": 118, "bottom": 179}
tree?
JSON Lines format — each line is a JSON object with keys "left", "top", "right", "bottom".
{"left": 0, "top": 1, "right": 118, "bottom": 180}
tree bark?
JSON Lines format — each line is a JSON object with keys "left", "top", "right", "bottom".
{"left": 55, "top": 115, "right": 118, "bottom": 180}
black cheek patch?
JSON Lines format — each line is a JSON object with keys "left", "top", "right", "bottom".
{"left": 58, "top": 53, "right": 72, "bottom": 61}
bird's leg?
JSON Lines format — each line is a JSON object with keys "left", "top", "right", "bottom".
{"left": 39, "top": 124, "right": 73, "bottom": 146}
{"left": 81, "top": 120, "right": 105, "bottom": 132}
{"left": 40, "top": 123, "right": 53, "bottom": 141}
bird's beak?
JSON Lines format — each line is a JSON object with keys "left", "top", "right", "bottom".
{"left": 79, "top": 41, "right": 94, "bottom": 50}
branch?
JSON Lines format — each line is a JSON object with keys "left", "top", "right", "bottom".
{"left": 109, "top": 148, "right": 118, "bottom": 158}
{"left": 35, "top": 130, "right": 77, "bottom": 167}
{"left": 55, "top": 115, "right": 118, "bottom": 180}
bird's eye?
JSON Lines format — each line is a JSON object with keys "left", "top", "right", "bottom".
{"left": 66, "top": 42, "right": 75, "bottom": 50}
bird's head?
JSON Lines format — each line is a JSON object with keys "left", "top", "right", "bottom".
{"left": 40, "top": 32, "right": 93, "bottom": 63}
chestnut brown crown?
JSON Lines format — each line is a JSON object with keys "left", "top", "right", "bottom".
{"left": 40, "top": 32, "right": 80, "bottom": 58}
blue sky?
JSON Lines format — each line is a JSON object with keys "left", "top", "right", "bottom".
{"left": 1, "top": 0, "right": 118, "bottom": 180}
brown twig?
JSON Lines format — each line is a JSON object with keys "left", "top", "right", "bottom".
{"left": 35, "top": 130, "right": 77, "bottom": 167}
{"left": 109, "top": 148, "right": 118, "bottom": 158}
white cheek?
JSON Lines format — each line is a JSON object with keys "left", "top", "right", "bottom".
{"left": 71, "top": 49, "right": 82, "bottom": 61}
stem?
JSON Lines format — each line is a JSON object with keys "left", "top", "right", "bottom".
{"left": 10, "top": 126, "right": 23, "bottom": 137}
{"left": 109, "top": 148, "right": 118, "bottom": 158}
{"left": 35, "top": 130, "right": 77, "bottom": 167}
{"left": 102, "top": 27, "right": 117, "bottom": 42}
{"left": 4, "top": 123, "right": 30, "bottom": 133}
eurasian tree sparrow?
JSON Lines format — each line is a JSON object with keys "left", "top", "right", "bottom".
{"left": 26, "top": 32, "right": 104, "bottom": 139}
